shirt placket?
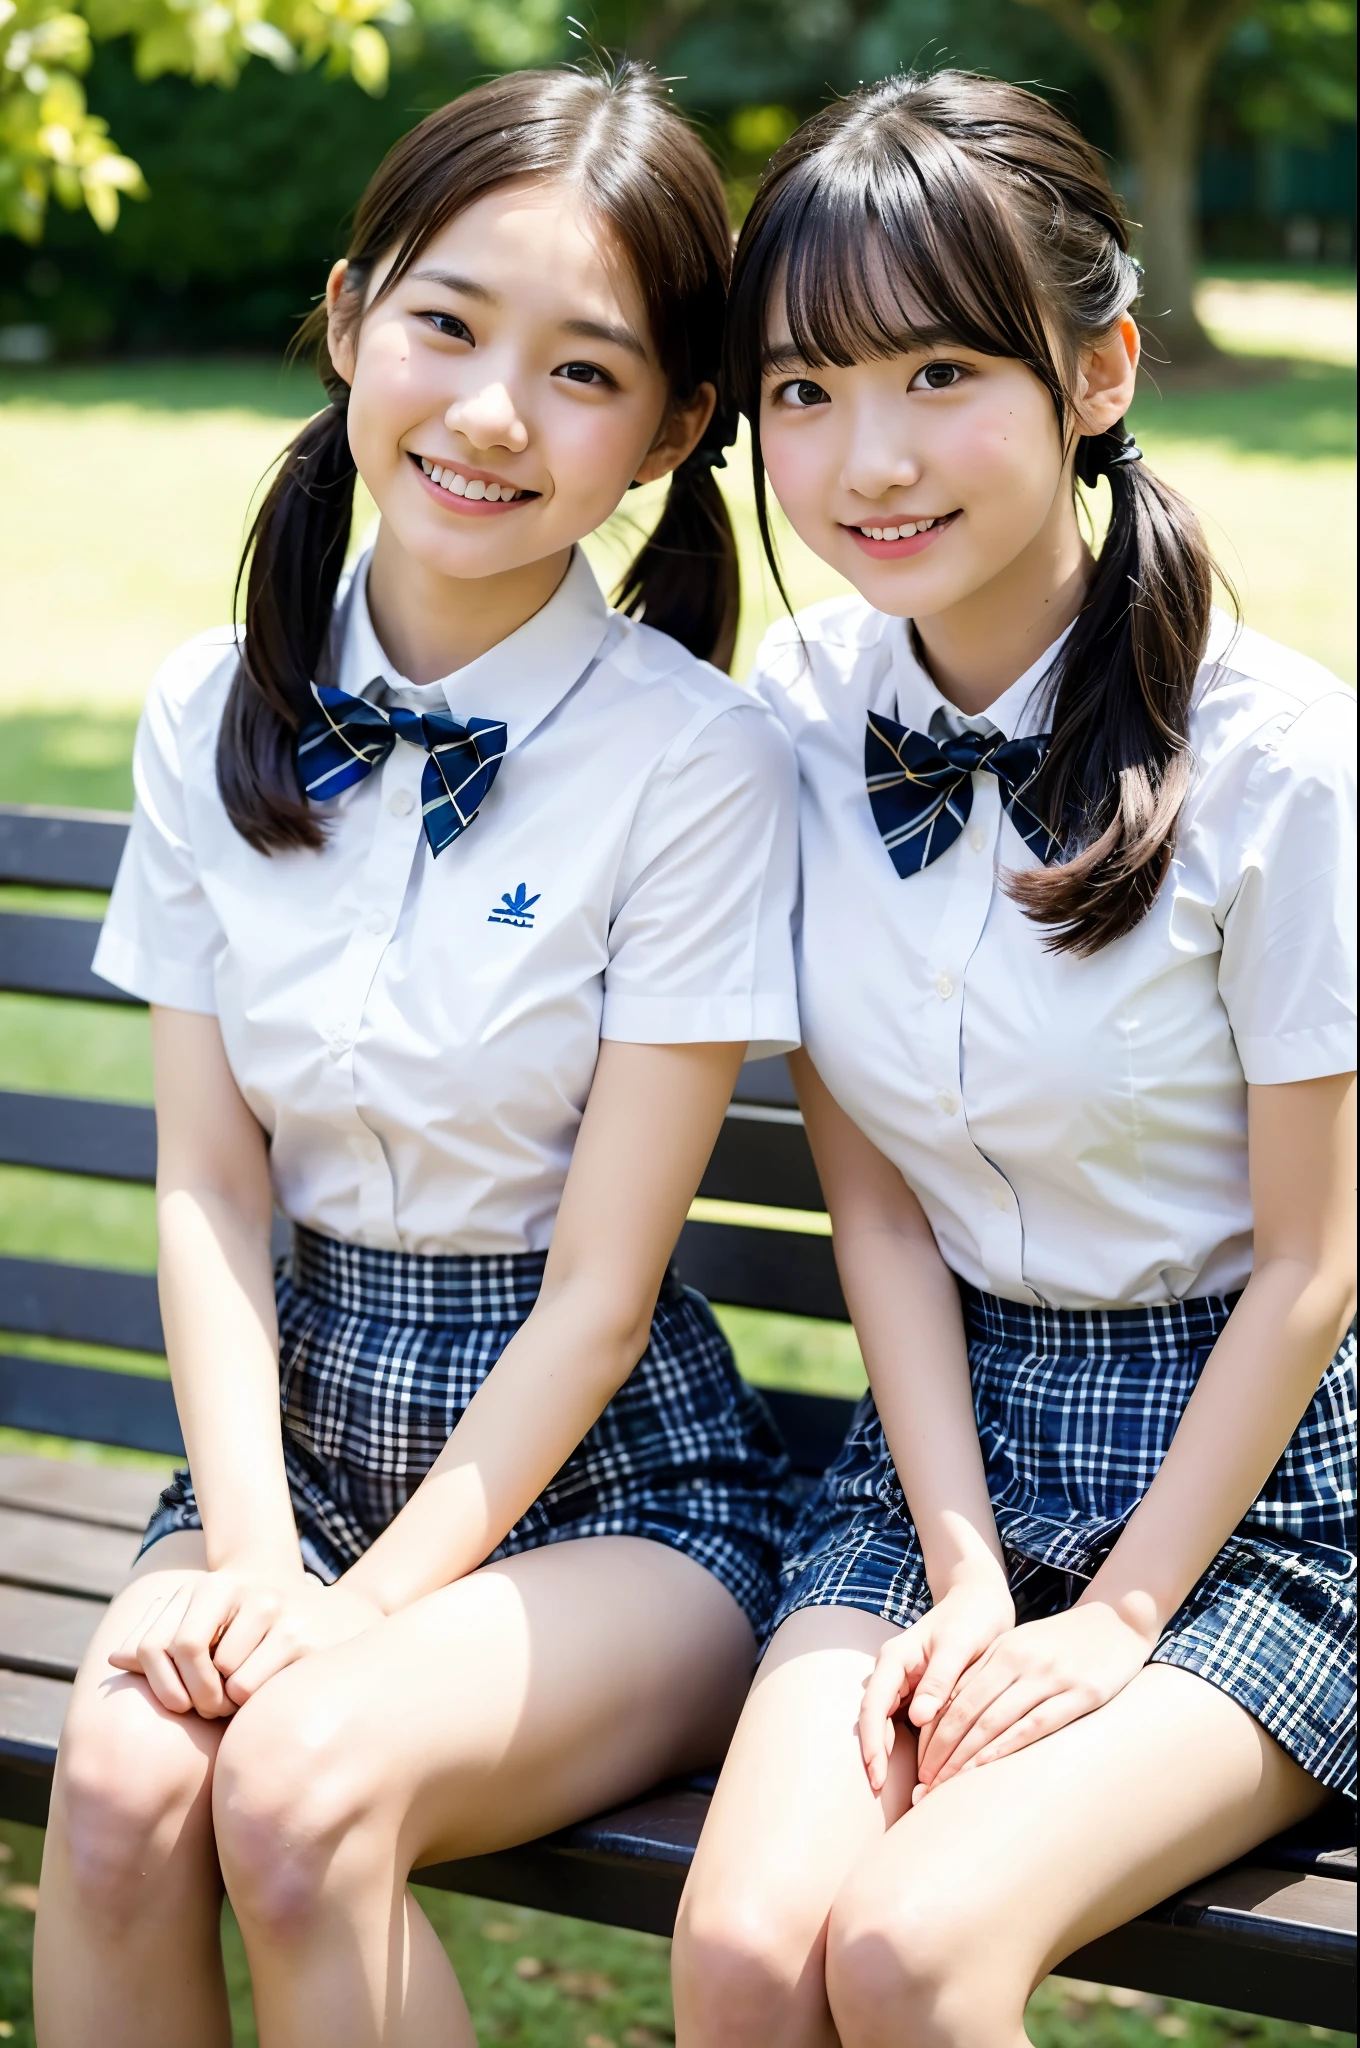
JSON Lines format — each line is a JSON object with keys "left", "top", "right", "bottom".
{"left": 940, "top": 775, "right": 1034, "bottom": 1302}
{"left": 320, "top": 742, "right": 425, "bottom": 1246}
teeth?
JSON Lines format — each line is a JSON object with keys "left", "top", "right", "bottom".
{"left": 883, "top": 527, "right": 899, "bottom": 541}
{"left": 420, "top": 458, "right": 521, "bottom": 502}
{"left": 463, "top": 478, "right": 486, "bottom": 500}
{"left": 422, "top": 457, "right": 434, "bottom": 476}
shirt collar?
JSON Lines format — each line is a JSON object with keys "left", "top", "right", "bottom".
{"left": 889, "top": 617, "right": 1073, "bottom": 743}
{"left": 335, "top": 544, "right": 613, "bottom": 751}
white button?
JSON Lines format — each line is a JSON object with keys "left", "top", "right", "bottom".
{"left": 326, "top": 1029, "right": 350, "bottom": 1058}
{"left": 934, "top": 972, "right": 954, "bottom": 1000}
{"left": 364, "top": 909, "right": 389, "bottom": 935}
{"left": 389, "top": 789, "right": 414, "bottom": 817}
{"left": 969, "top": 827, "right": 987, "bottom": 852}
{"left": 992, "top": 1184, "right": 1010, "bottom": 1211}
{"left": 937, "top": 1089, "right": 959, "bottom": 1115}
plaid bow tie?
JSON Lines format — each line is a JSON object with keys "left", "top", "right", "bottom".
{"left": 865, "top": 712, "right": 1061, "bottom": 878}
{"left": 297, "top": 682, "right": 507, "bottom": 857}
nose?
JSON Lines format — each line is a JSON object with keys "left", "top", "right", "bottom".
{"left": 840, "top": 402, "right": 921, "bottom": 504}
{"left": 445, "top": 380, "right": 529, "bottom": 457}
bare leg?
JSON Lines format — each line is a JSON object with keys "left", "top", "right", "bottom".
{"left": 34, "top": 1534, "right": 232, "bottom": 2048}
{"left": 211, "top": 1535, "right": 757, "bottom": 2048}
{"left": 824, "top": 1662, "right": 1330, "bottom": 2048}
{"left": 672, "top": 1607, "right": 918, "bottom": 2048}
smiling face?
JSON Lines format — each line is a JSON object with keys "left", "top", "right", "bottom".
{"left": 328, "top": 179, "right": 710, "bottom": 587}
{"left": 759, "top": 328, "right": 1083, "bottom": 625}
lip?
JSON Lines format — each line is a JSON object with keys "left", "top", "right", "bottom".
{"left": 845, "top": 511, "right": 960, "bottom": 559}
{"left": 408, "top": 451, "right": 538, "bottom": 516}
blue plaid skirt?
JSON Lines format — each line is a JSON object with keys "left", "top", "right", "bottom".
{"left": 142, "top": 1225, "right": 798, "bottom": 1636}
{"left": 773, "top": 1286, "right": 1357, "bottom": 1797}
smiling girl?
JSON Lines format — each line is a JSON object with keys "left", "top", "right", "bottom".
{"left": 673, "top": 72, "right": 1356, "bottom": 2047}
{"left": 34, "top": 64, "right": 800, "bottom": 2048}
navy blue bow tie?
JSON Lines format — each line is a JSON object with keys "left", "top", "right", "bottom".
{"left": 865, "top": 712, "right": 1061, "bottom": 877}
{"left": 297, "top": 682, "right": 507, "bottom": 857}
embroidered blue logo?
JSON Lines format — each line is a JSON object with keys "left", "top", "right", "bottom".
{"left": 488, "top": 883, "right": 540, "bottom": 929}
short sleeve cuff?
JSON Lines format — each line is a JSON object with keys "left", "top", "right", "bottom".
{"left": 91, "top": 927, "right": 218, "bottom": 1015}
{"left": 1236, "top": 1023, "right": 1357, "bottom": 1085}
{"left": 600, "top": 991, "right": 800, "bottom": 1056}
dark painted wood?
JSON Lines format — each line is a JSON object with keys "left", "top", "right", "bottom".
{"left": 0, "top": 1256, "right": 163, "bottom": 1353}
{"left": 699, "top": 1108, "right": 823, "bottom": 1213}
{"left": 0, "top": 806, "right": 128, "bottom": 893}
{"left": 0, "top": 1583, "right": 104, "bottom": 1681}
{"left": 0, "top": 1504, "right": 136, "bottom": 1600}
{"left": 0, "top": 1357, "right": 183, "bottom": 1457}
{"left": 0, "top": 1090, "right": 157, "bottom": 1185}
{"left": 0, "top": 1668, "right": 70, "bottom": 1826}
{"left": 731, "top": 1054, "right": 797, "bottom": 1110}
{"left": 0, "top": 1455, "right": 173, "bottom": 1533}
{"left": 761, "top": 1387, "right": 858, "bottom": 1476}
{"left": 675, "top": 1218, "right": 846, "bottom": 1321}
{"left": 0, "top": 911, "right": 142, "bottom": 1006}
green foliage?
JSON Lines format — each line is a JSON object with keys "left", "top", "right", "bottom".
{"left": 1219, "top": 0, "right": 1357, "bottom": 141}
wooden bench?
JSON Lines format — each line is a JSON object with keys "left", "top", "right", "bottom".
{"left": 1, "top": 800, "right": 1354, "bottom": 2032}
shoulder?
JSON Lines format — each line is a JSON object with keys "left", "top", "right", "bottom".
{"left": 605, "top": 613, "right": 797, "bottom": 789}
{"left": 747, "top": 593, "right": 894, "bottom": 738}
{"left": 1193, "top": 613, "right": 1355, "bottom": 767}
{"left": 141, "top": 626, "right": 242, "bottom": 739}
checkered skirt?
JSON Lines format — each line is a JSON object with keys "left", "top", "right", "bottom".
{"left": 142, "top": 1225, "right": 798, "bottom": 1635}
{"left": 773, "top": 1286, "right": 1357, "bottom": 1797}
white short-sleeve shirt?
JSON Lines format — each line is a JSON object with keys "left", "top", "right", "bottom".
{"left": 95, "top": 546, "right": 800, "bottom": 1255}
{"left": 753, "top": 598, "right": 1356, "bottom": 1310}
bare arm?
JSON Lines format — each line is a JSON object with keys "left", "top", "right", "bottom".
{"left": 789, "top": 1053, "right": 1015, "bottom": 1785}
{"left": 916, "top": 1071, "right": 1357, "bottom": 1790}
{"left": 216, "top": 1036, "right": 746, "bottom": 1694}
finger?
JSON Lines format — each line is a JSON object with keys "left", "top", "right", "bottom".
{"left": 920, "top": 1675, "right": 1052, "bottom": 1792}
{"left": 111, "top": 1584, "right": 184, "bottom": 1670}
{"left": 967, "top": 1693, "right": 1088, "bottom": 1772}
{"left": 908, "top": 1625, "right": 1001, "bottom": 1730}
{"left": 224, "top": 1625, "right": 306, "bottom": 1706}
{"left": 212, "top": 1590, "right": 282, "bottom": 1679}
{"left": 161, "top": 1581, "right": 241, "bottom": 1718}
{"left": 915, "top": 1646, "right": 1014, "bottom": 1784}
{"left": 858, "top": 1630, "right": 930, "bottom": 1791}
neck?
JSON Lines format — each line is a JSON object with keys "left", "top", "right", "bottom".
{"left": 364, "top": 526, "right": 573, "bottom": 685}
{"left": 913, "top": 500, "right": 1092, "bottom": 718}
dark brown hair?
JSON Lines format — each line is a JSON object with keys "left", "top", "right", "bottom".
{"left": 726, "top": 70, "right": 1221, "bottom": 956}
{"left": 220, "top": 61, "right": 738, "bottom": 854}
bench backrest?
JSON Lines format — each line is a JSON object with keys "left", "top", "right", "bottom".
{"left": 0, "top": 804, "right": 856, "bottom": 1474}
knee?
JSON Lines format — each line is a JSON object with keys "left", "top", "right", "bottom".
{"left": 212, "top": 1683, "right": 390, "bottom": 1944}
{"left": 54, "top": 1697, "right": 215, "bottom": 1929}
{"left": 673, "top": 1875, "right": 819, "bottom": 2047}
{"left": 825, "top": 1870, "right": 975, "bottom": 2045}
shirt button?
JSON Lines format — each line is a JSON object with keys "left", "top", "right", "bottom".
{"left": 937, "top": 1089, "right": 959, "bottom": 1115}
{"left": 326, "top": 1028, "right": 350, "bottom": 1058}
{"left": 934, "top": 972, "right": 954, "bottom": 1000}
{"left": 364, "top": 909, "right": 389, "bottom": 935}
{"left": 969, "top": 827, "right": 987, "bottom": 852}
{"left": 389, "top": 789, "right": 414, "bottom": 817}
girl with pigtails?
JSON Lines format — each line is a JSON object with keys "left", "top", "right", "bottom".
{"left": 35, "top": 63, "right": 801, "bottom": 2046}
{"left": 675, "top": 72, "right": 1356, "bottom": 2048}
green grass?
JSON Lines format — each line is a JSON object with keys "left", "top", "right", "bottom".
{"left": 0, "top": 273, "right": 1353, "bottom": 2045}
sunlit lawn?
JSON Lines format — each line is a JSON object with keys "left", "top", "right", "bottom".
{"left": 0, "top": 272, "right": 1354, "bottom": 2045}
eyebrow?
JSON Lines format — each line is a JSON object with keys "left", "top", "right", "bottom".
{"left": 408, "top": 269, "right": 498, "bottom": 302}
{"left": 762, "top": 340, "right": 811, "bottom": 373}
{"left": 560, "top": 317, "right": 649, "bottom": 361}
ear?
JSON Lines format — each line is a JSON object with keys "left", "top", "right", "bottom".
{"left": 326, "top": 259, "right": 357, "bottom": 389}
{"left": 1072, "top": 312, "right": 1139, "bottom": 438}
{"left": 633, "top": 382, "right": 718, "bottom": 488}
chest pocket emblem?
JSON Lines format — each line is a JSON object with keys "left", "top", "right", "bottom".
{"left": 488, "top": 884, "right": 540, "bottom": 929}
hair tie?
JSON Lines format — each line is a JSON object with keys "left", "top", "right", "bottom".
{"left": 1076, "top": 419, "right": 1143, "bottom": 489}
{"left": 679, "top": 398, "right": 739, "bottom": 476}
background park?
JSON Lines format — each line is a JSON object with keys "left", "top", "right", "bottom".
{"left": 0, "top": 0, "right": 1355, "bottom": 2037}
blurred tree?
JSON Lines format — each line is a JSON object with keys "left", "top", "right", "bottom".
{"left": 0, "top": 0, "right": 402, "bottom": 242}
{"left": 1009, "top": 0, "right": 1355, "bottom": 358}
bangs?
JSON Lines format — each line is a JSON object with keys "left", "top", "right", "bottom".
{"left": 728, "top": 110, "right": 1065, "bottom": 415}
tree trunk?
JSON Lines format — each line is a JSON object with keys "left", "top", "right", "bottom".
{"left": 1123, "top": 91, "right": 1216, "bottom": 363}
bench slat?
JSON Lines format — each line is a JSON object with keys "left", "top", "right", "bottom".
{"left": 0, "top": 1255, "right": 163, "bottom": 1353}
{"left": 0, "top": 1504, "right": 137, "bottom": 1601}
{"left": 675, "top": 1218, "right": 846, "bottom": 1321}
{"left": 0, "top": 806, "right": 128, "bottom": 893}
{"left": 0, "top": 1356, "right": 183, "bottom": 1456}
{"left": 0, "top": 912, "right": 141, "bottom": 1006}
{"left": 0, "top": 1090, "right": 157, "bottom": 1185}
{"left": 0, "top": 1455, "right": 172, "bottom": 1532}
{"left": 699, "top": 1108, "right": 823, "bottom": 1212}
{"left": 759, "top": 1387, "right": 858, "bottom": 1476}
{"left": 731, "top": 1055, "right": 797, "bottom": 1110}
{"left": 0, "top": 1583, "right": 104, "bottom": 1681}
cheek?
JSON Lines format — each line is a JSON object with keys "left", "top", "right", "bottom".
{"left": 345, "top": 326, "right": 419, "bottom": 480}
{"left": 540, "top": 393, "right": 656, "bottom": 511}
{"left": 761, "top": 415, "right": 835, "bottom": 526}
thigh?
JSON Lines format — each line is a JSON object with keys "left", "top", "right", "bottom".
{"left": 224, "top": 1534, "right": 758, "bottom": 1869}
{"left": 681, "top": 1606, "right": 918, "bottom": 1938}
{"left": 837, "top": 1661, "right": 1329, "bottom": 1987}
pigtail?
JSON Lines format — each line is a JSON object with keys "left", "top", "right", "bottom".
{"left": 616, "top": 454, "right": 741, "bottom": 673}
{"left": 217, "top": 385, "right": 357, "bottom": 853}
{"left": 1007, "top": 427, "right": 1218, "bottom": 956}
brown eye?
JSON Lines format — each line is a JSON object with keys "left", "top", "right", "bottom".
{"left": 916, "top": 362, "right": 965, "bottom": 390}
